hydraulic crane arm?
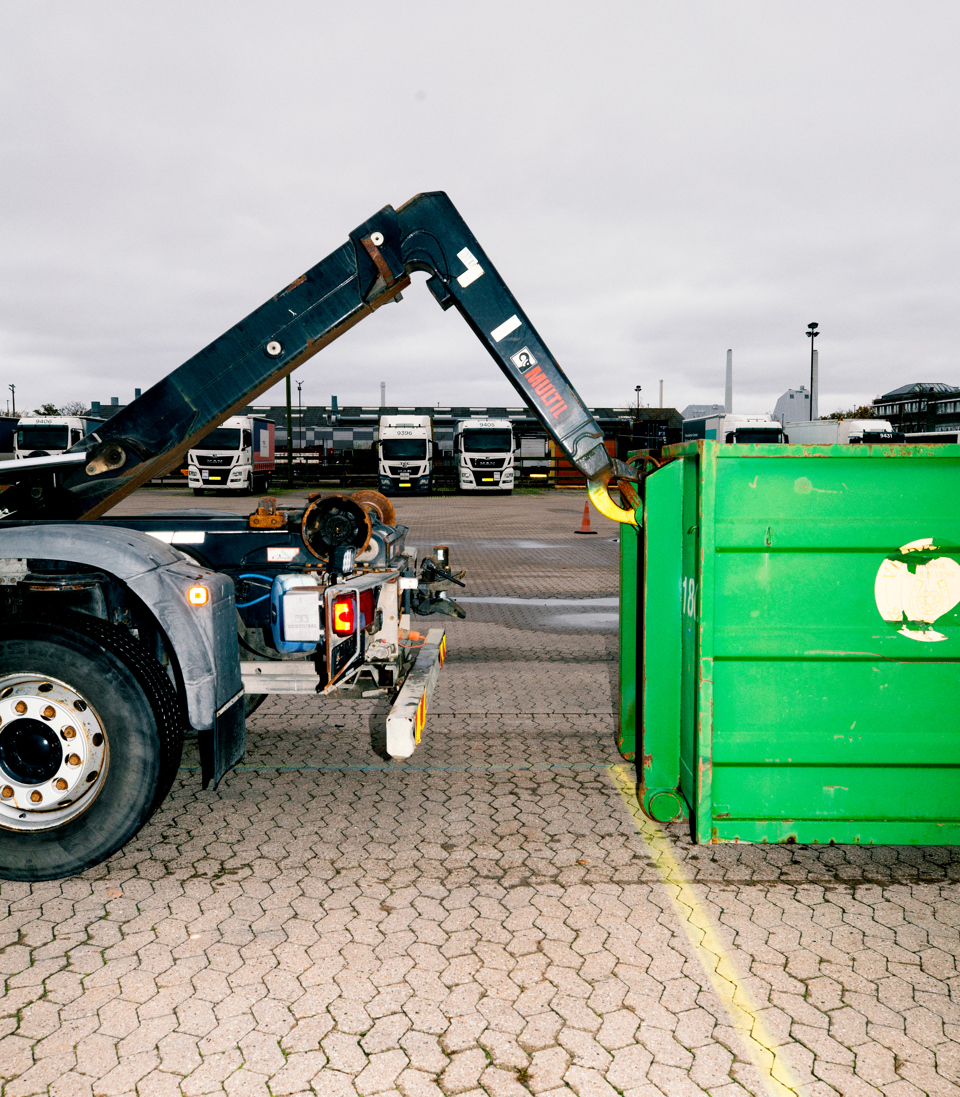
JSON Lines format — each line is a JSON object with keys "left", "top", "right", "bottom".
{"left": 0, "top": 192, "right": 637, "bottom": 524}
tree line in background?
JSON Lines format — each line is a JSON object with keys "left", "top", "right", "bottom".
{"left": 826, "top": 405, "right": 876, "bottom": 420}
{"left": 31, "top": 401, "right": 88, "bottom": 416}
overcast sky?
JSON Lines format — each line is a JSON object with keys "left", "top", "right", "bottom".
{"left": 2, "top": 1, "right": 958, "bottom": 419}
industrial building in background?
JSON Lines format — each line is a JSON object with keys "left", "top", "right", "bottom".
{"left": 872, "top": 382, "right": 960, "bottom": 434}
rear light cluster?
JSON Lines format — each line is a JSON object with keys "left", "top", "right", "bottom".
{"left": 331, "top": 589, "right": 377, "bottom": 635}
{"left": 332, "top": 595, "right": 355, "bottom": 635}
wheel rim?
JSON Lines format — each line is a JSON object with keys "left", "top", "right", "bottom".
{"left": 0, "top": 674, "right": 109, "bottom": 831}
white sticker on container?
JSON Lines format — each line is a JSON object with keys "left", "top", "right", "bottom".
{"left": 491, "top": 315, "right": 522, "bottom": 343}
{"left": 267, "top": 546, "right": 300, "bottom": 563}
{"left": 874, "top": 537, "right": 960, "bottom": 642}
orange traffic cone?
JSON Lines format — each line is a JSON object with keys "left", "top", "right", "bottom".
{"left": 575, "top": 499, "right": 597, "bottom": 534}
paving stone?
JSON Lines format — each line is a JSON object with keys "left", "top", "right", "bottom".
{"left": 355, "top": 1049, "right": 410, "bottom": 1095}
{"left": 439, "top": 1048, "right": 488, "bottom": 1094}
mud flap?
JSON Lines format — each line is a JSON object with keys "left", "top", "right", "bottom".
{"left": 385, "top": 629, "right": 446, "bottom": 759}
{"left": 199, "top": 690, "right": 246, "bottom": 789}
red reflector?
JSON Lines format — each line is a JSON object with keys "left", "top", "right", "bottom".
{"left": 332, "top": 595, "right": 356, "bottom": 635}
{"left": 359, "top": 589, "right": 375, "bottom": 628}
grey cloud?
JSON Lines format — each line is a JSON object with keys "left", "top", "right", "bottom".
{"left": 2, "top": 0, "right": 959, "bottom": 418}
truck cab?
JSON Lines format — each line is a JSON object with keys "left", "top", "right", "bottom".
{"left": 784, "top": 418, "right": 904, "bottom": 444}
{"left": 378, "top": 415, "right": 432, "bottom": 494}
{"left": 682, "top": 412, "right": 785, "bottom": 444}
{"left": 187, "top": 414, "right": 274, "bottom": 495}
{"left": 14, "top": 415, "right": 103, "bottom": 459}
{"left": 454, "top": 418, "right": 516, "bottom": 492}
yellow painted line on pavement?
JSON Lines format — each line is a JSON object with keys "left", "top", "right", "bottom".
{"left": 608, "top": 764, "right": 804, "bottom": 1097}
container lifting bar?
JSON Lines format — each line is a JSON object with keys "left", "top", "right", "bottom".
{"left": 0, "top": 193, "right": 638, "bottom": 526}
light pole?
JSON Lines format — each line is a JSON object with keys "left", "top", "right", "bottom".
{"left": 295, "top": 380, "right": 303, "bottom": 452}
{"left": 285, "top": 376, "right": 293, "bottom": 486}
{"left": 8, "top": 384, "right": 14, "bottom": 416}
{"left": 806, "top": 323, "right": 819, "bottom": 421}
{"left": 635, "top": 385, "right": 642, "bottom": 422}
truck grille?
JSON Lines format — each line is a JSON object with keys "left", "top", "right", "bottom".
{"left": 470, "top": 458, "right": 505, "bottom": 468}
{"left": 195, "top": 455, "right": 234, "bottom": 467}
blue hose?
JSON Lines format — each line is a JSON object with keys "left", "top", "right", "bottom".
{"left": 235, "top": 573, "right": 274, "bottom": 608}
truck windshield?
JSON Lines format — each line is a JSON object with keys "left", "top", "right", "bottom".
{"left": 17, "top": 426, "right": 69, "bottom": 450}
{"left": 461, "top": 429, "right": 512, "bottom": 453}
{"left": 728, "top": 429, "right": 783, "bottom": 444}
{"left": 381, "top": 439, "right": 427, "bottom": 460}
{"left": 194, "top": 428, "right": 242, "bottom": 450}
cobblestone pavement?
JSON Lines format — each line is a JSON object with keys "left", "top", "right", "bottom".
{"left": 1, "top": 490, "right": 958, "bottom": 1097}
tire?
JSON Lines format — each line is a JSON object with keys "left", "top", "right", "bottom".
{"left": 0, "top": 615, "right": 183, "bottom": 881}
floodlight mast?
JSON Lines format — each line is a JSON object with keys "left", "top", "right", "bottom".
{"left": 0, "top": 192, "right": 637, "bottom": 525}
{"left": 806, "top": 322, "right": 820, "bottom": 421}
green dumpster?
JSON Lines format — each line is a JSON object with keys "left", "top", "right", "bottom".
{"left": 619, "top": 440, "right": 960, "bottom": 845}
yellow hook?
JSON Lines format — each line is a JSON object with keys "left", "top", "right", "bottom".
{"left": 587, "top": 468, "right": 640, "bottom": 526}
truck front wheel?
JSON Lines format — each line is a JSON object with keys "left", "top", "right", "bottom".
{"left": 0, "top": 615, "right": 183, "bottom": 881}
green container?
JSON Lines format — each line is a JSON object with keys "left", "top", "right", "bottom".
{"left": 619, "top": 440, "right": 960, "bottom": 845}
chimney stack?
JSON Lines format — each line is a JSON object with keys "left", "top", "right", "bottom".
{"left": 724, "top": 349, "right": 733, "bottom": 413}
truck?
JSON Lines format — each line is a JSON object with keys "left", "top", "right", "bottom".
{"left": 0, "top": 415, "right": 17, "bottom": 461}
{"left": 13, "top": 414, "right": 104, "bottom": 459}
{"left": 784, "top": 418, "right": 904, "bottom": 444}
{"left": 682, "top": 412, "right": 786, "bottom": 444}
{"left": 187, "top": 414, "right": 275, "bottom": 494}
{"left": 378, "top": 414, "right": 432, "bottom": 494}
{"left": 454, "top": 418, "right": 516, "bottom": 492}
{"left": 0, "top": 191, "right": 638, "bottom": 881}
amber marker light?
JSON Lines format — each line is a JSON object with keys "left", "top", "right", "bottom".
{"left": 188, "top": 585, "right": 209, "bottom": 606}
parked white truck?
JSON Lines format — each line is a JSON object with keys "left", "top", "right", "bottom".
{"left": 455, "top": 418, "right": 516, "bottom": 492}
{"left": 14, "top": 415, "right": 104, "bottom": 459}
{"left": 188, "top": 415, "right": 275, "bottom": 494}
{"left": 378, "top": 414, "right": 432, "bottom": 494}
{"left": 784, "top": 418, "right": 904, "bottom": 444}
{"left": 682, "top": 412, "right": 786, "bottom": 444}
